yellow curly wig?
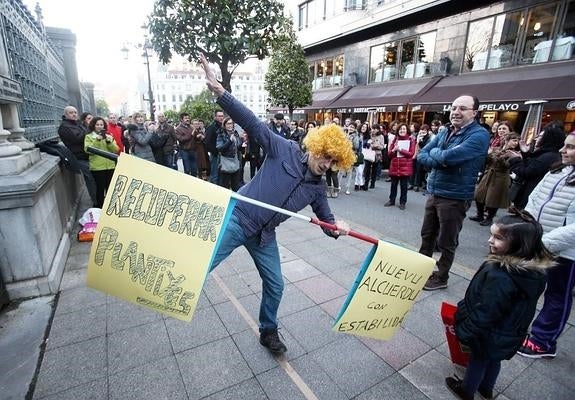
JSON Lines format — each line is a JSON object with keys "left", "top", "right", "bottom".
{"left": 303, "top": 124, "right": 356, "bottom": 170}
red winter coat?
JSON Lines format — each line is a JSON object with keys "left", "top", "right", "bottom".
{"left": 388, "top": 135, "right": 415, "bottom": 177}
{"left": 107, "top": 122, "right": 124, "bottom": 153}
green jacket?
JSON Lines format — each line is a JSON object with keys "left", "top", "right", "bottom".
{"left": 84, "top": 132, "right": 119, "bottom": 171}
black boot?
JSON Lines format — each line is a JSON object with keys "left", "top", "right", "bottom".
{"left": 445, "top": 376, "right": 473, "bottom": 400}
{"left": 260, "top": 330, "right": 287, "bottom": 354}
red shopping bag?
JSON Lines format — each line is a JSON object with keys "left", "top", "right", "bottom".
{"left": 441, "top": 302, "right": 470, "bottom": 367}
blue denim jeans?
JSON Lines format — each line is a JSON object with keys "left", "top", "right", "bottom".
{"left": 180, "top": 149, "right": 197, "bottom": 176}
{"left": 209, "top": 153, "right": 219, "bottom": 184}
{"left": 209, "top": 214, "right": 283, "bottom": 332}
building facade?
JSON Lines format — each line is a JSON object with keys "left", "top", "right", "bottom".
{"left": 151, "top": 58, "right": 269, "bottom": 119}
{"left": 286, "top": 0, "right": 575, "bottom": 133}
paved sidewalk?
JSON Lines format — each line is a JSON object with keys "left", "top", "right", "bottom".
{"left": 29, "top": 212, "right": 574, "bottom": 400}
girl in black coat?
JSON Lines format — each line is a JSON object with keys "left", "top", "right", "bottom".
{"left": 445, "top": 212, "right": 554, "bottom": 400}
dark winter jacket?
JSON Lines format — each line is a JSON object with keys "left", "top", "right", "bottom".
{"left": 205, "top": 120, "right": 222, "bottom": 155}
{"left": 455, "top": 255, "right": 552, "bottom": 360}
{"left": 509, "top": 149, "right": 562, "bottom": 209}
{"left": 418, "top": 121, "right": 490, "bottom": 200}
{"left": 217, "top": 91, "right": 336, "bottom": 246}
{"left": 58, "top": 118, "right": 89, "bottom": 160}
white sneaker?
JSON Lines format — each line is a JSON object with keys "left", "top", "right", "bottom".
{"left": 345, "top": 190, "right": 351, "bottom": 195}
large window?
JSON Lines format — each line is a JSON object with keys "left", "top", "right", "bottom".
{"left": 464, "top": 12, "right": 522, "bottom": 71}
{"left": 369, "top": 31, "right": 436, "bottom": 83}
{"left": 309, "top": 54, "right": 345, "bottom": 89}
{"left": 464, "top": 1, "right": 574, "bottom": 72}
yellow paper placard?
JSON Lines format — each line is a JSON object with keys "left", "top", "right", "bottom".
{"left": 86, "top": 154, "right": 233, "bottom": 321}
{"left": 333, "top": 240, "right": 435, "bottom": 340}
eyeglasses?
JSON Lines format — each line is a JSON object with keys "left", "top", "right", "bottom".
{"left": 449, "top": 106, "right": 474, "bottom": 112}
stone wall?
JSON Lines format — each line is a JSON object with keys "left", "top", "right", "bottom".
{"left": 0, "top": 152, "right": 83, "bottom": 300}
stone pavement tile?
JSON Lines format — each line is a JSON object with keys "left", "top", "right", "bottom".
{"left": 203, "top": 274, "right": 253, "bottom": 304}
{"left": 106, "top": 299, "right": 163, "bottom": 333}
{"left": 108, "top": 355, "right": 187, "bottom": 400}
{"left": 305, "top": 252, "right": 355, "bottom": 274}
{"left": 256, "top": 366, "right": 308, "bottom": 400}
{"left": 202, "top": 378, "right": 267, "bottom": 400}
{"left": 402, "top": 297, "right": 454, "bottom": 348}
{"left": 33, "top": 336, "right": 106, "bottom": 399}
{"left": 311, "top": 335, "right": 394, "bottom": 398}
{"left": 165, "top": 306, "right": 228, "bottom": 353}
{"left": 108, "top": 320, "right": 172, "bottom": 374}
{"left": 34, "top": 377, "right": 107, "bottom": 400}
{"left": 176, "top": 337, "right": 252, "bottom": 400}
{"left": 46, "top": 303, "right": 106, "bottom": 350}
{"left": 354, "top": 372, "right": 429, "bottom": 400}
{"left": 231, "top": 326, "right": 305, "bottom": 375}
{"left": 492, "top": 354, "right": 533, "bottom": 396}
{"left": 59, "top": 268, "right": 87, "bottom": 291}
{"left": 327, "top": 244, "right": 369, "bottom": 265}
{"left": 55, "top": 286, "right": 107, "bottom": 316}
{"left": 503, "top": 364, "right": 572, "bottom": 400}
{"left": 213, "top": 301, "right": 251, "bottom": 335}
{"left": 319, "top": 295, "right": 346, "bottom": 318}
{"left": 530, "top": 342, "right": 575, "bottom": 392}
{"left": 289, "top": 354, "right": 348, "bottom": 400}
{"left": 193, "top": 291, "right": 212, "bottom": 311}
{"left": 359, "top": 327, "right": 432, "bottom": 370}
{"left": 277, "top": 284, "right": 315, "bottom": 318}
{"left": 1, "top": 297, "right": 54, "bottom": 400}
{"left": 238, "top": 269, "right": 264, "bottom": 294}
{"left": 282, "top": 306, "right": 340, "bottom": 352}
{"left": 328, "top": 265, "right": 361, "bottom": 290}
{"left": 281, "top": 259, "right": 322, "bottom": 283}
{"left": 65, "top": 251, "right": 90, "bottom": 271}
{"left": 279, "top": 245, "right": 300, "bottom": 263}
{"left": 399, "top": 349, "right": 456, "bottom": 400}
{"left": 65, "top": 242, "right": 91, "bottom": 271}
{"left": 294, "top": 275, "right": 347, "bottom": 304}
{"left": 289, "top": 238, "right": 331, "bottom": 259}
{"left": 211, "top": 260, "right": 237, "bottom": 277}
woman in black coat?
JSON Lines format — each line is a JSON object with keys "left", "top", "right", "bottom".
{"left": 509, "top": 121, "right": 565, "bottom": 209}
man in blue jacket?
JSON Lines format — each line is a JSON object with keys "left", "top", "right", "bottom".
{"left": 417, "top": 95, "right": 490, "bottom": 290}
{"left": 200, "top": 54, "right": 354, "bottom": 355}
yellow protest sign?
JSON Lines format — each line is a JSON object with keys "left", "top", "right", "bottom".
{"left": 333, "top": 240, "right": 435, "bottom": 340}
{"left": 86, "top": 154, "right": 234, "bottom": 321}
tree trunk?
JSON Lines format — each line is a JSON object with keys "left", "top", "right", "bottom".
{"left": 219, "top": 62, "right": 232, "bottom": 93}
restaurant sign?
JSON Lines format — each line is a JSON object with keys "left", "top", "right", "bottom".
{"left": 443, "top": 103, "right": 521, "bottom": 112}
{"left": 566, "top": 101, "right": 575, "bottom": 111}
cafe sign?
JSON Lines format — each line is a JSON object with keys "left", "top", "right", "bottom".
{"left": 442, "top": 103, "right": 521, "bottom": 112}
{"left": 566, "top": 100, "right": 575, "bottom": 111}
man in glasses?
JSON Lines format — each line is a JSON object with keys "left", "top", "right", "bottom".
{"left": 417, "top": 95, "right": 490, "bottom": 290}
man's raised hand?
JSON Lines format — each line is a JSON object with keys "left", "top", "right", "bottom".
{"left": 199, "top": 54, "right": 225, "bottom": 97}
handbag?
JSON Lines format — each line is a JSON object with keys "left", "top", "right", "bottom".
{"left": 508, "top": 178, "right": 524, "bottom": 202}
{"left": 362, "top": 148, "right": 376, "bottom": 163}
{"left": 354, "top": 151, "right": 364, "bottom": 167}
{"left": 219, "top": 154, "right": 240, "bottom": 173}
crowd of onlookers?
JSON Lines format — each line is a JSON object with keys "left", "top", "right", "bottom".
{"left": 55, "top": 92, "right": 575, "bottom": 400}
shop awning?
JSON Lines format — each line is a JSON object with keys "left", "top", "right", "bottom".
{"left": 268, "top": 86, "right": 351, "bottom": 113}
{"left": 329, "top": 78, "right": 439, "bottom": 112}
{"left": 307, "top": 86, "right": 352, "bottom": 109}
{"left": 410, "top": 62, "right": 575, "bottom": 111}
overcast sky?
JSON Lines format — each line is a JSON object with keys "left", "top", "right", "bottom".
{"left": 23, "top": 0, "right": 155, "bottom": 84}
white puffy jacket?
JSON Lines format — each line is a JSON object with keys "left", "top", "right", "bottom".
{"left": 525, "top": 166, "right": 575, "bottom": 261}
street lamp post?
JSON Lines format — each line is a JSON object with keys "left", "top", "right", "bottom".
{"left": 121, "top": 36, "right": 155, "bottom": 121}
{"left": 142, "top": 39, "right": 155, "bottom": 121}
